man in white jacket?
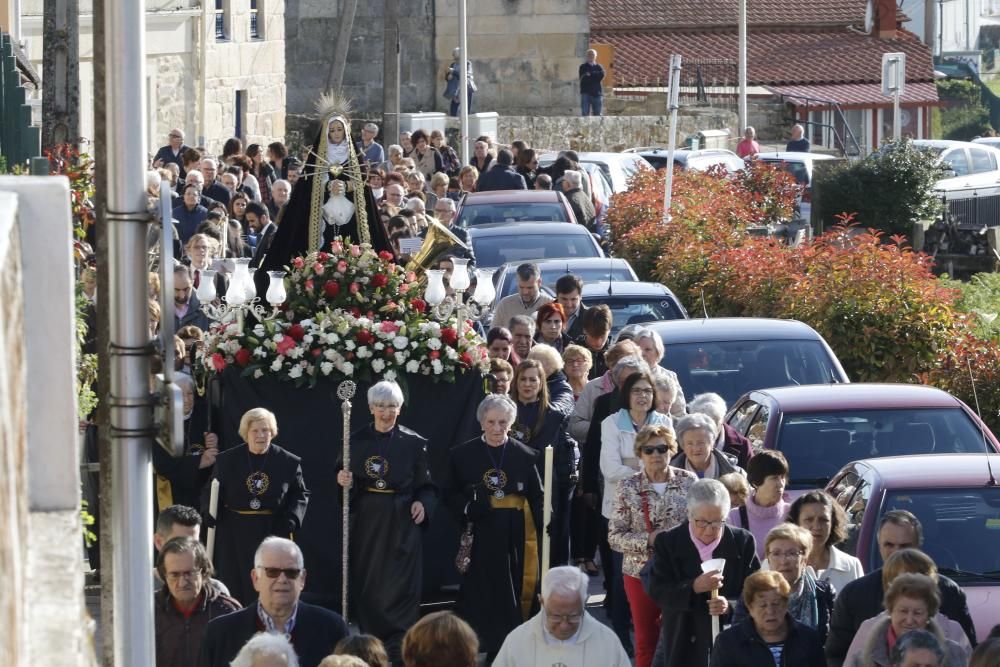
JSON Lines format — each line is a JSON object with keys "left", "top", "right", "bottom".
{"left": 493, "top": 566, "right": 631, "bottom": 667}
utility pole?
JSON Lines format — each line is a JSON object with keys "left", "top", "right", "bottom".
{"left": 458, "top": 0, "right": 469, "bottom": 164}
{"left": 382, "top": 0, "right": 400, "bottom": 148}
{"left": 663, "top": 54, "right": 682, "bottom": 224}
{"left": 41, "top": 0, "right": 80, "bottom": 148}
{"left": 737, "top": 0, "right": 747, "bottom": 133}
{"left": 326, "top": 0, "right": 359, "bottom": 92}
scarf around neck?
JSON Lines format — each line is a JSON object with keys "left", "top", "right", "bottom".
{"left": 787, "top": 567, "right": 819, "bottom": 630}
{"left": 689, "top": 521, "right": 723, "bottom": 562}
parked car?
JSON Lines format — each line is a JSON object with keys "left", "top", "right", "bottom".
{"left": 581, "top": 281, "right": 688, "bottom": 334}
{"left": 725, "top": 383, "right": 1000, "bottom": 491}
{"left": 468, "top": 221, "right": 605, "bottom": 278}
{"left": 646, "top": 317, "right": 849, "bottom": 406}
{"left": 626, "top": 147, "right": 746, "bottom": 173}
{"left": 907, "top": 139, "right": 1000, "bottom": 192}
{"left": 455, "top": 189, "right": 574, "bottom": 228}
{"left": 491, "top": 257, "right": 638, "bottom": 301}
{"left": 538, "top": 151, "right": 652, "bottom": 193}
{"left": 826, "top": 453, "right": 1000, "bottom": 641}
{"left": 753, "top": 151, "right": 839, "bottom": 222}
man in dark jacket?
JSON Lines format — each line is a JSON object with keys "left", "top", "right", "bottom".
{"left": 200, "top": 157, "right": 232, "bottom": 207}
{"left": 555, "top": 274, "right": 587, "bottom": 340}
{"left": 153, "top": 128, "right": 191, "bottom": 176}
{"left": 198, "top": 537, "right": 349, "bottom": 667}
{"left": 156, "top": 536, "right": 241, "bottom": 667}
{"left": 825, "top": 511, "right": 976, "bottom": 666}
{"left": 579, "top": 50, "right": 605, "bottom": 117}
{"left": 174, "top": 264, "right": 211, "bottom": 332}
{"left": 561, "top": 170, "right": 596, "bottom": 230}
{"left": 476, "top": 149, "right": 527, "bottom": 192}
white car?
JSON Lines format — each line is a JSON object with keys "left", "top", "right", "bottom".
{"left": 909, "top": 139, "right": 1000, "bottom": 192}
{"left": 753, "top": 151, "right": 840, "bottom": 222}
{"left": 538, "top": 151, "right": 652, "bottom": 193}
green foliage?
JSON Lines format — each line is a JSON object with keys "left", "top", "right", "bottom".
{"left": 935, "top": 79, "right": 992, "bottom": 140}
{"left": 813, "top": 139, "right": 943, "bottom": 236}
{"left": 940, "top": 272, "right": 1000, "bottom": 341}
{"left": 80, "top": 499, "right": 97, "bottom": 548}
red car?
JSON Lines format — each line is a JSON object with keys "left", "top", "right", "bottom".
{"left": 454, "top": 190, "right": 576, "bottom": 228}
{"left": 724, "top": 383, "right": 1000, "bottom": 492}
{"left": 826, "top": 453, "right": 1000, "bottom": 642}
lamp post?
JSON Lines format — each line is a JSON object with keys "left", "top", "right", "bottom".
{"left": 423, "top": 259, "right": 496, "bottom": 337}
{"left": 197, "top": 258, "right": 287, "bottom": 327}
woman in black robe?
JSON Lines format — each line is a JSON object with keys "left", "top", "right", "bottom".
{"left": 153, "top": 373, "right": 215, "bottom": 513}
{"left": 336, "top": 380, "right": 436, "bottom": 663}
{"left": 205, "top": 407, "right": 309, "bottom": 605}
{"left": 446, "top": 393, "right": 543, "bottom": 660}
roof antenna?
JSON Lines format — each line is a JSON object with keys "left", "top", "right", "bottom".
{"left": 700, "top": 288, "right": 709, "bottom": 319}
{"left": 966, "top": 357, "right": 999, "bottom": 487}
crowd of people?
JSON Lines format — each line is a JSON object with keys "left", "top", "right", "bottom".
{"left": 94, "top": 125, "right": 1000, "bottom": 667}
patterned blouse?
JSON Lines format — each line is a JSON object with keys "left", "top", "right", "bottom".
{"left": 608, "top": 467, "right": 697, "bottom": 577}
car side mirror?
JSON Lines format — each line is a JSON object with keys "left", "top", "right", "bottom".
{"left": 941, "top": 167, "right": 957, "bottom": 178}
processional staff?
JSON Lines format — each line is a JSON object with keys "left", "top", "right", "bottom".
{"left": 337, "top": 380, "right": 357, "bottom": 621}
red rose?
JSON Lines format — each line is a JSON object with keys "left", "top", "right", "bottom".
{"left": 276, "top": 336, "right": 296, "bottom": 355}
{"left": 287, "top": 324, "right": 305, "bottom": 341}
{"left": 440, "top": 327, "right": 458, "bottom": 346}
{"left": 371, "top": 273, "right": 388, "bottom": 288}
{"left": 211, "top": 352, "right": 227, "bottom": 371}
{"left": 317, "top": 251, "right": 330, "bottom": 262}
{"left": 356, "top": 330, "right": 374, "bottom": 346}
{"left": 304, "top": 279, "right": 314, "bottom": 291}
{"left": 349, "top": 282, "right": 360, "bottom": 294}
{"left": 234, "top": 348, "right": 252, "bottom": 367}
{"left": 292, "top": 257, "right": 305, "bottom": 269}
{"left": 386, "top": 347, "right": 395, "bottom": 355}
{"left": 379, "top": 250, "right": 394, "bottom": 261}
{"left": 460, "top": 352, "right": 473, "bottom": 366}
{"left": 349, "top": 307, "right": 362, "bottom": 318}
{"left": 429, "top": 350, "right": 440, "bottom": 359}
{"left": 410, "top": 298, "right": 426, "bottom": 313}
{"left": 323, "top": 280, "right": 341, "bottom": 298}
{"left": 312, "top": 348, "right": 322, "bottom": 357}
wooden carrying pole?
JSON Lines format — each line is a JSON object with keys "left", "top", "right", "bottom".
{"left": 337, "top": 380, "right": 357, "bottom": 621}
{"left": 541, "top": 445, "right": 554, "bottom": 583}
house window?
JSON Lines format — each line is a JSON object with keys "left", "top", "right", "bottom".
{"left": 215, "top": 0, "right": 227, "bottom": 40}
{"left": 250, "top": 0, "right": 262, "bottom": 40}
{"left": 235, "top": 90, "right": 248, "bottom": 141}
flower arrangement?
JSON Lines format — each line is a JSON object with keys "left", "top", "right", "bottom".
{"left": 200, "top": 239, "right": 490, "bottom": 387}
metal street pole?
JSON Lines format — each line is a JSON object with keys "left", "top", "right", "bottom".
{"left": 738, "top": 0, "right": 747, "bottom": 133}
{"left": 893, "top": 87, "right": 901, "bottom": 141}
{"left": 382, "top": 0, "right": 400, "bottom": 152}
{"left": 104, "top": 0, "right": 154, "bottom": 664}
{"left": 458, "top": 0, "right": 470, "bottom": 164}
{"left": 663, "top": 54, "right": 682, "bottom": 224}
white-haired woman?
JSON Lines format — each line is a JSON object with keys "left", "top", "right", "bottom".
{"left": 631, "top": 327, "right": 686, "bottom": 418}
{"left": 670, "top": 413, "right": 743, "bottom": 480}
{"left": 229, "top": 631, "right": 300, "bottom": 667}
{"left": 647, "top": 478, "right": 760, "bottom": 666}
{"left": 687, "top": 392, "right": 754, "bottom": 468}
{"left": 335, "top": 380, "right": 435, "bottom": 663}
{"left": 208, "top": 407, "right": 309, "bottom": 605}
{"left": 446, "top": 393, "right": 543, "bottom": 660}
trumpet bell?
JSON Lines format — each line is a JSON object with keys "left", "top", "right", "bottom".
{"left": 404, "top": 218, "right": 467, "bottom": 276}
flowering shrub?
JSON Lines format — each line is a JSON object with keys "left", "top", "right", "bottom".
{"left": 45, "top": 144, "right": 96, "bottom": 253}
{"left": 200, "top": 239, "right": 489, "bottom": 388}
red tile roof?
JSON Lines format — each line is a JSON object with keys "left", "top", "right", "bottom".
{"left": 767, "top": 81, "right": 940, "bottom": 107}
{"left": 593, "top": 28, "right": 936, "bottom": 87}
{"left": 590, "top": 0, "right": 868, "bottom": 30}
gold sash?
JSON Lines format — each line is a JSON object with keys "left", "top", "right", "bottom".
{"left": 490, "top": 494, "right": 539, "bottom": 621}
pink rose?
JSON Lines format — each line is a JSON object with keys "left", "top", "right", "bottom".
{"left": 337, "top": 260, "right": 348, "bottom": 273}
{"left": 313, "top": 263, "right": 325, "bottom": 275}
{"left": 349, "top": 282, "right": 360, "bottom": 294}
{"left": 276, "top": 336, "right": 296, "bottom": 355}
{"left": 380, "top": 321, "right": 400, "bottom": 334}
{"left": 399, "top": 283, "right": 411, "bottom": 294}
{"left": 350, "top": 245, "right": 362, "bottom": 257}
{"left": 211, "top": 353, "right": 227, "bottom": 371}
{"left": 292, "top": 257, "right": 305, "bottom": 269}
{"left": 330, "top": 240, "right": 343, "bottom": 254}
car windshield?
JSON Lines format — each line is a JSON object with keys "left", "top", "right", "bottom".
{"left": 587, "top": 296, "right": 685, "bottom": 333}
{"left": 473, "top": 233, "right": 600, "bottom": 269}
{"left": 873, "top": 487, "right": 1000, "bottom": 580}
{"left": 497, "top": 266, "right": 635, "bottom": 300}
{"left": 761, "top": 160, "right": 809, "bottom": 185}
{"left": 456, "top": 202, "right": 570, "bottom": 227}
{"left": 777, "top": 408, "right": 992, "bottom": 488}
{"left": 660, "top": 339, "right": 840, "bottom": 405}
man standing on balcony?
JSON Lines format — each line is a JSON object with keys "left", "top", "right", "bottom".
{"left": 579, "top": 50, "right": 605, "bottom": 117}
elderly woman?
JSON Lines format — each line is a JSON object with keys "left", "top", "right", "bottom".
{"left": 687, "top": 392, "right": 753, "bottom": 468}
{"left": 488, "top": 358, "right": 514, "bottom": 395}
{"left": 889, "top": 630, "right": 950, "bottom": 667}
{"left": 335, "top": 381, "right": 435, "bottom": 662}
{"left": 729, "top": 450, "right": 790, "bottom": 560}
{"left": 787, "top": 490, "right": 863, "bottom": 594}
{"left": 230, "top": 632, "right": 300, "bottom": 667}
{"left": 446, "top": 394, "right": 543, "bottom": 659}
{"left": 670, "top": 413, "right": 743, "bottom": 480}
{"left": 527, "top": 343, "right": 575, "bottom": 416}
{"left": 402, "top": 611, "right": 479, "bottom": 667}
{"left": 563, "top": 343, "right": 593, "bottom": 398}
{"left": 744, "top": 524, "right": 835, "bottom": 644}
{"left": 844, "top": 573, "right": 971, "bottom": 667}
{"left": 709, "top": 570, "right": 826, "bottom": 666}
{"left": 608, "top": 425, "right": 696, "bottom": 667}
{"left": 534, "top": 302, "right": 572, "bottom": 352}
{"left": 208, "top": 407, "right": 309, "bottom": 605}
{"left": 632, "top": 327, "right": 686, "bottom": 418}
{"left": 647, "top": 478, "right": 760, "bottom": 666}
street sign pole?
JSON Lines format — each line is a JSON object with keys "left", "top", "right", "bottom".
{"left": 881, "top": 52, "right": 906, "bottom": 142}
{"left": 663, "top": 54, "right": 682, "bottom": 224}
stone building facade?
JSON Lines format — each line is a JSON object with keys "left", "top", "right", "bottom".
{"left": 20, "top": 0, "right": 286, "bottom": 154}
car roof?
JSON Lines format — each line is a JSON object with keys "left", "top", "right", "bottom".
{"left": 755, "top": 152, "right": 837, "bottom": 162}
{"left": 582, "top": 281, "right": 672, "bottom": 297}
{"left": 500, "top": 257, "right": 631, "bottom": 272}
{"left": 753, "top": 383, "right": 964, "bottom": 412}
{"left": 851, "top": 454, "right": 1000, "bottom": 488}
{"left": 911, "top": 139, "right": 973, "bottom": 149}
{"left": 460, "top": 190, "right": 563, "bottom": 204}
{"left": 645, "top": 317, "right": 823, "bottom": 343}
{"left": 469, "top": 221, "right": 594, "bottom": 236}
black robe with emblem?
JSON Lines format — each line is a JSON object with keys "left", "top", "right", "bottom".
{"left": 204, "top": 443, "right": 309, "bottom": 605}
{"left": 336, "top": 423, "right": 436, "bottom": 658}
{"left": 445, "top": 436, "right": 543, "bottom": 657}
{"left": 153, "top": 404, "right": 213, "bottom": 513}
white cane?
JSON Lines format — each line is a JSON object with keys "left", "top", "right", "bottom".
{"left": 337, "top": 380, "right": 357, "bottom": 622}
{"left": 206, "top": 479, "right": 220, "bottom": 564}
{"left": 701, "top": 558, "right": 726, "bottom": 643}
{"left": 541, "top": 445, "right": 554, "bottom": 584}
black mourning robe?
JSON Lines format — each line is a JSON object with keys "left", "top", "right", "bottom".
{"left": 153, "top": 402, "right": 213, "bottom": 513}
{"left": 337, "top": 423, "right": 436, "bottom": 657}
{"left": 205, "top": 443, "right": 309, "bottom": 605}
{"left": 445, "top": 436, "right": 543, "bottom": 657}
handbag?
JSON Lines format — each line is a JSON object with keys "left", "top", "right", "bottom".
{"left": 455, "top": 521, "right": 474, "bottom": 574}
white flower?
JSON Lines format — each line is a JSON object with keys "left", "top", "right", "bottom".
{"left": 374, "top": 342, "right": 384, "bottom": 350}
{"left": 324, "top": 348, "right": 339, "bottom": 361}
{"left": 253, "top": 369, "right": 264, "bottom": 379}
{"left": 301, "top": 318, "right": 314, "bottom": 328}
{"left": 356, "top": 346, "right": 371, "bottom": 359}
{"left": 432, "top": 359, "right": 443, "bottom": 374}
{"left": 320, "top": 361, "right": 334, "bottom": 375}
{"left": 446, "top": 346, "right": 458, "bottom": 360}
{"left": 272, "top": 334, "right": 284, "bottom": 342}
{"left": 270, "top": 358, "right": 283, "bottom": 372}
{"left": 288, "top": 365, "right": 303, "bottom": 379}
{"left": 384, "top": 369, "right": 397, "bottom": 382}
{"left": 254, "top": 347, "right": 267, "bottom": 358}
{"left": 345, "top": 340, "right": 356, "bottom": 351}
{"left": 287, "top": 346, "right": 304, "bottom": 359}
{"left": 393, "top": 336, "right": 408, "bottom": 349}
{"left": 406, "top": 360, "right": 420, "bottom": 373}
{"left": 303, "top": 334, "right": 314, "bottom": 345}
{"left": 340, "top": 361, "right": 354, "bottom": 376}
{"left": 394, "top": 351, "right": 408, "bottom": 364}
{"left": 427, "top": 338, "right": 442, "bottom": 351}
{"left": 371, "top": 358, "right": 386, "bottom": 373}
{"left": 325, "top": 333, "right": 340, "bottom": 345}
{"left": 253, "top": 324, "right": 266, "bottom": 337}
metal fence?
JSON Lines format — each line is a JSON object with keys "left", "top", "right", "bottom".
{"left": 678, "top": 59, "right": 738, "bottom": 114}
{"left": 942, "top": 187, "right": 1000, "bottom": 229}
{"left": 0, "top": 32, "right": 40, "bottom": 168}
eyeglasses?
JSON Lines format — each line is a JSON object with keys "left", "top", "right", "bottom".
{"left": 767, "top": 550, "right": 804, "bottom": 561}
{"left": 693, "top": 519, "right": 726, "bottom": 529}
{"left": 631, "top": 388, "right": 654, "bottom": 396}
{"left": 641, "top": 445, "right": 670, "bottom": 455}
{"left": 165, "top": 570, "right": 202, "bottom": 582}
{"left": 257, "top": 567, "right": 302, "bottom": 580}
{"left": 546, "top": 612, "right": 583, "bottom": 625}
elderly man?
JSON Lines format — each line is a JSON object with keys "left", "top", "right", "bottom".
{"left": 267, "top": 178, "right": 291, "bottom": 220}
{"left": 183, "top": 170, "right": 217, "bottom": 210}
{"left": 198, "top": 537, "right": 349, "bottom": 667}
{"left": 786, "top": 123, "right": 811, "bottom": 152}
{"left": 476, "top": 148, "right": 527, "bottom": 192}
{"left": 493, "top": 566, "right": 630, "bottom": 666}
{"left": 562, "top": 170, "right": 596, "bottom": 231}
{"left": 200, "top": 157, "right": 232, "bottom": 206}
{"left": 383, "top": 183, "right": 406, "bottom": 216}
{"left": 825, "top": 511, "right": 976, "bottom": 666}
{"left": 579, "top": 50, "right": 605, "bottom": 117}
{"left": 492, "top": 263, "right": 552, "bottom": 332}
{"left": 427, "top": 197, "right": 475, "bottom": 267}
{"left": 509, "top": 315, "right": 536, "bottom": 360}
{"left": 156, "top": 537, "right": 241, "bottom": 667}
{"left": 154, "top": 128, "right": 190, "bottom": 175}
{"left": 360, "top": 122, "right": 385, "bottom": 165}
{"left": 173, "top": 184, "right": 208, "bottom": 245}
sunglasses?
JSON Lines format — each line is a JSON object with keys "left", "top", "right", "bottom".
{"left": 258, "top": 567, "right": 302, "bottom": 580}
{"left": 641, "top": 445, "right": 670, "bottom": 455}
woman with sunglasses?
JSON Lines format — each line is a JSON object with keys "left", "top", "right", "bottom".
{"left": 335, "top": 380, "right": 436, "bottom": 664}
{"left": 608, "top": 425, "right": 696, "bottom": 667}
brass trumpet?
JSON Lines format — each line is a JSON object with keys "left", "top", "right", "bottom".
{"left": 405, "top": 218, "right": 468, "bottom": 276}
